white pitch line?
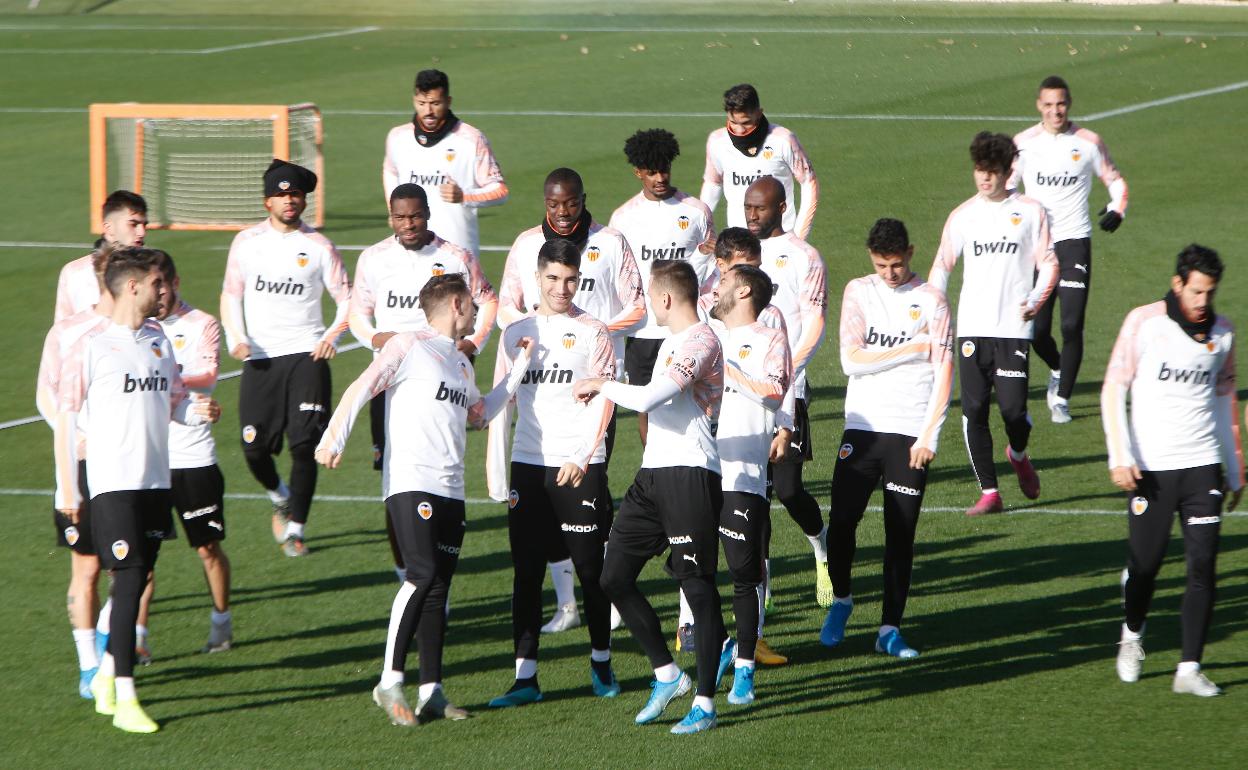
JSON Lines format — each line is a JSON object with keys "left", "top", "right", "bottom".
{"left": 0, "top": 22, "right": 1243, "bottom": 37}
{"left": 0, "top": 487, "right": 1242, "bottom": 517}
{"left": 1082, "top": 79, "right": 1248, "bottom": 121}
{"left": 0, "top": 342, "right": 365, "bottom": 431}
{"left": 193, "top": 25, "right": 380, "bottom": 54}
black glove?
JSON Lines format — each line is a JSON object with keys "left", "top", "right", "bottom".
{"left": 1098, "top": 207, "right": 1123, "bottom": 233}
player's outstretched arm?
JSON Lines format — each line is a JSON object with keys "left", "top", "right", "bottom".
{"left": 1102, "top": 310, "right": 1143, "bottom": 490}
{"left": 912, "top": 291, "right": 954, "bottom": 467}
{"left": 315, "top": 334, "right": 413, "bottom": 467}
{"left": 467, "top": 337, "right": 532, "bottom": 429}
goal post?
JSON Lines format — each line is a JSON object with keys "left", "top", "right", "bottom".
{"left": 88, "top": 102, "right": 324, "bottom": 232}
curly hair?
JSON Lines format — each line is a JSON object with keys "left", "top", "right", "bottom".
{"left": 623, "top": 128, "right": 680, "bottom": 172}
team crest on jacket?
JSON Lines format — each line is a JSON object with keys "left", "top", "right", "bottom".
{"left": 431, "top": 262, "right": 446, "bottom": 277}
{"left": 908, "top": 304, "right": 921, "bottom": 321}
{"left": 445, "top": 148, "right": 457, "bottom": 163}
{"left": 838, "top": 443, "right": 853, "bottom": 460}
{"left": 561, "top": 332, "right": 577, "bottom": 350}
{"left": 677, "top": 215, "right": 691, "bottom": 231}
{"left": 150, "top": 340, "right": 163, "bottom": 358}
{"left": 664, "top": 354, "right": 673, "bottom": 368}
{"left": 961, "top": 340, "right": 976, "bottom": 357}
{"left": 242, "top": 424, "right": 257, "bottom": 444}
{"left": 586, "top": 246, "right": 601, "bottom": 262}
{"left": 1131, "top": 497, "right": 1148, "bottom": 515}
{"left": 508, "top": 489, "right": 519, "bottom": 509}
{"left": 774, "top": 255, "right": 788, "bottom": 269}
{"left": 1206, "top": 341, "right": 1216, "bottom": 352}
{"left": 64, "top": 526, "right": 79, "bottom": 546}
{"left": 111, "top": 539, "right": 130, "bottom": 560}
{"left": 1009, "top": 212, "right": 1022, "bottom": 227}
{"left": 762, "top": 145, "right": 775, "bottom": 160}
{"left": 1070, "top": 148, "right": 1081, "bottom": 162}
{"left": 738, "top": 344, "right": 752, "bottom": 359}
{"left": 296, "top": 252, "right": 309, "bottom": 268}
{"left": 173, "top": 334, "right": 187, "bottom": 351}
{"left": 418, "top": 501, "right": 433, "bottom": 520}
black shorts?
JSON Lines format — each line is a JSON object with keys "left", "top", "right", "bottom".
{"left": 386, "top": 490, "right": 466, "bottom": 582}
{"left": 607, "top": 466, "right": 722, "bottom": 579}
{"left": 624, "top": 337, "right": 664, "bottom": 386}
{"left": 171, "top": 465, "right": 226, "bottom": 548}
{"left": 238, "top": 352, "right": 332, "bottom": 454}
{"left": 772, "top": 396, "right": 814, "bottom": 465}
{"left": 91, "top": 489, "right": 173, "bottom": 571}
{"left": 509, "top": 461, "right": 612, "bottom": 552}
{"left": 830, "top": 430, "right": 927, "bottom": 524}
{"left": 53, "top": 459, "right": 94, "bottom": 554}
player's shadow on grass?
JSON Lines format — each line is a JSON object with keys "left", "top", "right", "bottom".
{"left": 739, "top": 533, "right": 1248, "bottom": 718}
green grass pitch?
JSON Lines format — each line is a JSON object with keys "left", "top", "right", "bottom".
{"left": 1, "top": 1, "right": 1246, "bottom": 766}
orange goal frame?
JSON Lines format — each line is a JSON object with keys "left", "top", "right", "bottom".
{"left": 88, "top": 102, "right": 324, "bottom": 232}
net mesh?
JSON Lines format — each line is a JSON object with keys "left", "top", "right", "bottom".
{"left": 103, "top": 106, "right": 321, "bottom": 228}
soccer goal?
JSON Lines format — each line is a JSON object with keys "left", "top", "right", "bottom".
{"left": 88, "top": 103, "right": 324, "bottom": 231}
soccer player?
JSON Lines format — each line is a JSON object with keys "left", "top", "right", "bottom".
{"left": 155, "top": 255, "right": 232, "bottom": 653}
{"left": 701, "top": 84, "right": 819, "bottom": 239}
{"left": 676, "top": 227, "right": 793, "bottom": 666}
{"left": 350, "top": 182, "right": 498, "bottom": 576}
{"left": 575, "top": 260, "right": 730, "bottom": 735}
{"left": 54, "top": 190, "right": 147, "bottom": 322}
{"left": 220, "top": 159, "right": 351, "bottom": 556}
{"left": 488, "top": 239, "right": 619, "bottom": 708}
{"left": 38, "top": 248, "right": 113, "bottom": 697}
{"left": 608, "top": 128, "right": 715, "bottom": 443}
{"left": 382, "top": 69, "right": 508, "bottom": 255}
{"left": 928, "top": 132, "right": 1057, "bottom": 516}
{"left": 1012, "top": 75, "right": 1129, "bottom": 423}
{"left": 1103, "top": 244, "right": 1242, "bottom": 697}
{"left": 54, "top": 247, "right": 220, "bottom": 733}
{"left": 315, "top": 274, "right": 532, "bottom": 726}
{"left": 742, "top": 176, "right": 831, "bottom": 606}
{"left": 707, "top": 263, "right": 792, "bottom": 704}
{"left": 820, "top": 219, "right": 953, "bottom": 659}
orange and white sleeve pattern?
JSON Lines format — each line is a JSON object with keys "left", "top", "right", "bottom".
{"left": 915, "top": 286, "right": 954, "bottom": 452}
{"left": 567, "top": 318, "right": 617, "bottom": 469}
{"left": 220, "top": 234, "right": 250, "bottom": 352}
{"left": 726, "top": 326, "right": 790, "bottom": 412}
{"left": 1214, "top": 328, "right": 1244, "bottom": 491}
{"left": 317, "top": 242, "right": 353, "bottom": 348}
{"left": 36, "top": 324, "right": 62, "bottom": 427}
{"left": 348, "top": 247, "right": 381, "bottom": 348}
{"left": 318, "top": 333, "right": 415, "bottom": 457}
{"left": 788, "top": 131, "right": 819, "bottom": 240}
{"left": 1025, "top": 202, "right": 1058, "bottom": 313}
{"left": 927, "top": 211, "right": 963, "bottom": 296}
{"left": 1102, "top": 307, "right": 1145, "bottom": 470}
{"left": 699, "top": 129, "right": 724, "bottom": 212}
{"left": 463, "top": 245, "right": 499, "bottom": 351}
{"left": 605, "top": 236, "right": 645, "bottom": 335}
{"left": 53, "top": 333, "right": 91, "bottom": 510}
{"left": 180, "top": 315, "right": 221, "bottom": 391}
{"left": 838, "top": 280, "right": 929, "bottom": 377}
{"left": 468, "top": 344, "right": 531, "bottom": 430}
{"left": 497, "top": 236, "right": 530, "bottom": 329}
{"left": 791, "top": 249, "right": 827, "bottom": 373}
{"left": 463, "top": 131, "right": 508, "bottom": 208}
{"left": 1083, "top": 128, "right": 1128, "bottom": 216}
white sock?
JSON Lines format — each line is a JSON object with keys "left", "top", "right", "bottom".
{"left": 1176, "top": 661, "right": 1200, "bottom": 676}
{"left": 834, "top": 595, "right": 853, "bottom": 607}
{"left": 285, "top": 520, "right": 304, "bottom": 539}
{"left": 654, "top": 663, "right": 680, "bottom": 683}
{"left": 808, "top": 524, "right": 828, "bottom": 563}
{"left": 763, "top": 559, "right": 772, "bottom": 603}
{"left": 267, "top": 480, "right": 290, "bottom": 504}
{"left": 97, "top": 597, "right": 112, "bottom": 635}
{"left": 515, "top": 658, "right": 537, "bottom": 680}
{"left": 394, "top": 566, "right": 406, "bottom": 582}
{"left": 692, "top": 695, "right": 715, "bottom": 713}
{"left": 735, "top": 658, "right": 754, "bottom": 671}
{"left": 379, "top": 669, "right": 404, "bottom": 689}
{"left": 678, "top": 587, "right": 694, "bottom": 627}
{"left": 115, "top": 676, "right": 136, "bottom": 701}
{"left": 135, "top": 624, "right": 148, "bottom": 640}
{"left": 1006, "top": 445, "right": 1026, "bottom": 462}
{"left": 418, "top": 682, "right": 440, "bottom": 702}
{"left": 549, "top": 559, "right": 576, "bottom": 609}
{"left": 1120, "top": 623, "right": 1143, "bottom": 642}
{"left": 73, "top": 628, "right": 98, "bottom": 670}
{"left": 1052, "top": 396, "right": 1068, "bottom": 407}
{"left": 590, "top": 648, "right": 611, "bottom": 663}
{"left": 211, "top": 609, "right": 232, "bottom": 626}
{"left": 981, "top": 488, "right": 998, "bottom": 496}
{"left": 98, "top": 652, "right": 115, "bottom": 678}
{"left": 879, "top": 624, "right": 899, "bottom": 638}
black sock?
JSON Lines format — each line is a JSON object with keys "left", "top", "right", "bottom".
{"left": 510, "top": 676, "right": 539, "bottom": 693}
{"left": 590, "top": 658, "right": 613, "bottom": 683}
